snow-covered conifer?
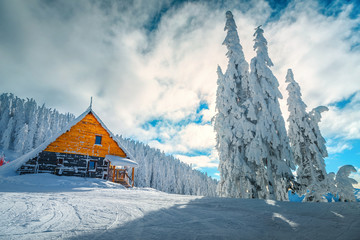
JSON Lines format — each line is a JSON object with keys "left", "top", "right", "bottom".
{"left": 214, "top": 11, "right": 257, "bottom": 198}
{"left": 308, "top": 106, "right": 328, "bottom": 158}
{"left": 116, "top": 135, "right": 217, "bottom": 197}
{"left": 14, "top": 98, "right": 30, "bottom": 153}
{"left": 248, "top": 27, "right": 294, "bottom": 201}
{"left": 13, "top": 123, "right": 29, "bottom": 153}
{"left": 23, "top": 99, "right": 38, "bottom": 153}
{"left": 0, "top": 94, "right": 12, "bottom": 139}
{"left": 1, "top": 117, "right": 14, "bottom": 150}
{"left": 12, "top": 97, "right": 26, "bottom": 145}
{"left": 326, "top": 172, "right": 337, "bottom": 200}
{"left": 336, "top": 165, "right": 358, "bottom": 202}
{"left": 34, "top": 104, "right": 47, "bottom": 147}
{"left": 286, "top": 69, "right": 328, "bottom": 202}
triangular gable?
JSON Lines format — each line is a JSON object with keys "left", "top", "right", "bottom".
{"left": 0, "top": 107, "right": 135, "bottom": 176}
{"left": 44, "top": 112, "right": 126, "bottom": 158}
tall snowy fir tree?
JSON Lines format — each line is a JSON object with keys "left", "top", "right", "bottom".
{"left": 214, "top": 11, "right": 257, "bottom": 198}
{"left": 1, "top": 117, "right": 14, "bottom": 150}
{"left": 247, "top": 26, "right": 294, "bottom": 201}
{"left": 326, "top": 172, "right": 338, "bottom": 199}
{"left": 286, "top": 69, "right": 330, "bottom": 201}
{"left": 23, "top": 99, "right": 38, "bottom": 153}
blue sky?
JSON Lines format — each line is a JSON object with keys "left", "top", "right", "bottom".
{"left": 0, "top": 0, "right": 359, "bottom": 186}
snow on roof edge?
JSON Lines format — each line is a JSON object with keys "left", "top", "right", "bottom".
{"left": 0, "top": 107, "right": 138, "bottom": 176}
{"left": 105, "top": 155, "right": 138, "bottom": 167}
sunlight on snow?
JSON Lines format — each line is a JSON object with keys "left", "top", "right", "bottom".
{"left": 265, "top": 199, "right": 279, "bottom": 207}
{"left": 331, "top": 211, "right": 344, "bottom": 218}
{"left": 272, "top": 213, "right": 299, "bottom": 228}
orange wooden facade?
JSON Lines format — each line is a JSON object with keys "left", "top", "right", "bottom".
{"left": 44, "top": 112, "right": 126, "bottom": 158}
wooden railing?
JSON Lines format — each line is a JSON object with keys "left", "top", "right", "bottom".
{"left": 108, "top": 165, "right": 135, "bottom": 187}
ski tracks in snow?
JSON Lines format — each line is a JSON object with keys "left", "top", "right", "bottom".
{"left": 1, "top": 188, "right": 360, "bottom": 239}
{"left": 0, "top": 193, "right": 85, "bottom": 239}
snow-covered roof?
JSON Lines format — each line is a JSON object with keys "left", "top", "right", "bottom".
{"left": 0, "top": 107, "right": 137, "bottom": 176}
{"left": 105, "top": 155, "right": 138, "bottom": 167}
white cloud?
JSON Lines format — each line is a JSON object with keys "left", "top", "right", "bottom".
{"left": 179, "top": 124, "right": 216, "bottom": 150}
{"left": 321, "top": 94, "right": 360, "bottom": 140}
{"left": 326, "top": 139, "right": 353, "bottom": 155}
{"left": 175, "top": 149, "right": 219, "bottom": 169}
{"left": 269, "top": 2, "right": 360, "bottom": 109}
{"left": 146, "top": 122, "right": 215, "bottom": 157}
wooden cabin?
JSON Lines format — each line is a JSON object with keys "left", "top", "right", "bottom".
{"left": 16, "top": 107, "right": 138, "bottom": 188}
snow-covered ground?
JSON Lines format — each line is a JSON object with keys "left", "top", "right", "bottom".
{"left": 1, "top": 174, "right": 359, "bottom": 240}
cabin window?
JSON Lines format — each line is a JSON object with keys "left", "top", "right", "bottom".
{"left": 88, "top": 160, "right": 97, "bottom": 172}
{"left": 95, "top": 135, "right": 102, "bottom": 145}
{"left": 57, "top": 159, "right": 64, "bottom": 165}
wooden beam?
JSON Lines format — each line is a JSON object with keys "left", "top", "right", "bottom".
{"left": 112, "top": 166, "right": 115, "bottom": 182}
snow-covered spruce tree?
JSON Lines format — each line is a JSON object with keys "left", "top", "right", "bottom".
{"left": 326, "top": 172, "right": 338, "bottom": 200}
{"left": 1, "top": 117, "right": 14, "bottom": 150}
{"left": 336, "top": 165, "right": 358, "bottom": 202}
{"left": 214, "top": 11, "right": 258, "bottom": 198}
{"left": 12, "top": 97, "right": 26, "bottom": 152}
{"left": 23, "top": 99, "right": 38, "bottom": 153}
{"left": 286, "top": 69, "right": 329, "bottom": 201}
{"left": 13, "top": 123, "right": 29, "bottom": 153}
{"left": 247, "top": 26, "right": 295, "bottom": 201}
{"left": 0, "top": 93, "right": 12, "bottom": 138}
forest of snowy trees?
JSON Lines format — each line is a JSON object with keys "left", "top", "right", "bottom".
{"left": 214, "top": 11, "right": 357, "bottom": 202}
{"left": 0, "top": 93, "right": 75, "bottom": 154}
{"left": 0, "top": 93, "right": 217, "bottom": 197}
{"left": 117, "top": 136, "right": 217, "bottom": 196}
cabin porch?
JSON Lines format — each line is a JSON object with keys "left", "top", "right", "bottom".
{"left": 104, "top": 155, "right": 138, "bottom": 188}
{"left": 107, "top": 166, "right": 135, "bottom": 188}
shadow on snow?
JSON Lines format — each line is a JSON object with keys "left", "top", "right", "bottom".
{"left": 67, "top": 196, "right": 360, "bottom": 240}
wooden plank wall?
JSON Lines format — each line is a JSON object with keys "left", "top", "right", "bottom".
{"left": 18, "top": 151, "right": 107, "bottom": 178}
{"left": 44, "top": 112, "right": 126, "bottom": 158}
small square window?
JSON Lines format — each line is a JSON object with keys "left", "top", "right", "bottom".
{"left": 95, "top": 135, "right": 102, "bottom": 145}
{"left": 57, "top": 159, "right": 64, "bottom": 165}
{"left": 88, "top": 160, "right": 97, "bottom": 171}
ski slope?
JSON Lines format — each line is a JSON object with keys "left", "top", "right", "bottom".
{"left": 1, "top": 174, "right": 359, "bottom": 240}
